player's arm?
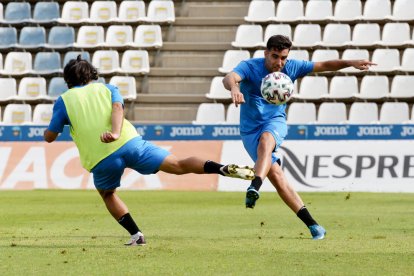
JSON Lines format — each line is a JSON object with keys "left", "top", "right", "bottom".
{"left": 44, "top": 97, "right": 69, "bottom": 143}
{"left": 313, "top": 59, "right": 377, "bottom": 73}
{"left": 100, "top": 102, "right": 124, "bottom": 143}
{"left": 223, "top": 72, "right": 245, "bottom": 107}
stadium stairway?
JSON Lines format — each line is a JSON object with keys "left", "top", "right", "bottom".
{"left": 132, "top": 1, "right": 249, "bottom": 123}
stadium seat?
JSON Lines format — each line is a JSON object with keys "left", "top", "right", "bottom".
{"left": 33, "top": 2, "right": 60, "bottom": 23}
{"left": 2, "top": 52, "right": 32, "bottom": 75}
{"left": 0, "top": 53, "right": 2, "bottom": 70}
{"left": 63, "top": 52, "right": 91, "bottom": 67}
{"left": 356, "top": 76, "right": 389, "bottom": 100}
{"left": 379, "top": 102, "right": 409, "bottom": 124}
{"left": 17, "top": 77, "right": 48, "bottom": 101}
{"left": 304, "top": 0, "right": 332, "bottom": 21}
{"left": 293, "top": 76, "right": 328, "bottom": 100}
{"left": 331, "top": 0, "right": 362, "bottom": 22}
{"left": 292, "top": 24, "right": 321, "bottom": 48}
{"left": 133, "top": 25, "right": 163, "bottom": 48}
{"left": 48, "top": 77, "right": 68, "bottom": 99}
{"left": 389, "top": 0, "right": 414, "bottom": 21}
{"left": 317, "top": 102, "right": 347, "bottom": 124}
{"left": 105, "top": 25, "right": 134, "bottom": 47}
{"left": 218, "top": 50, "right": 250, "bottom": 74}
{"left": 120, "top": 50, "right": 150, "bottom": 74}
{"left": 109, "top": 76, "right": 137, "bottom": 100}
{"left": 0, "top": 78, "right": 17, "bottom": 102}
{"left": 348, "top": 102, "right": 379, "bottom": 124}
{"left": 370, "top": 49, "right": 400, "bottom": 72}
{"left": 351, "top": 23, "right": 381, "bottom": 47}
{"left": 145, "top": 0, "right": 175, "bottom": 23}
{"left": 272, "top": 0, "right": 304, "bottom": 22}
{"left": 47, "top": 26, "right": 75, "bottom": 49}
{"left": 264, "top": 24, "right": 292, "bottom": 42}
{"left": 400, "top": 48, "right": 414, "bottom": 72}
{"left": 389, "top": 76, "right": 414, "bottom": 100}
{"left": 244, "top": 0, "right": 275, "bottom": 23}
{"left": 18, "top": 27, "right": 46, "bottom": 49}
{"left": 32, "top": 104, "right": 54, "bottom": 125}
{"left": 0, "top": 27, "right": 18, "bottom": 49}
{"left": 89, "top": 1, "right": 117, "bottom": 23}
{"left": 0, "top": 3, "right": 3, "bottom": 22}
{"left": 380, "top": 23, "right": 411, "bottom": 47}
{"left": 361, "top": 0, "right": 391, "bottom": 20}
{"left": 321, "top": 24, "right": 351, "bottom": 47}
{"left": 205, "top": 77, "right": 231, "bottom": 100}
{"left": 59, "top": 1, "right": 89, "bottom": 23}
{"left": 92, "top": 50, "right": 120, "bottom": 74}
{"left": 192, "top": 103, "right": 225, "bottom": 124}
{"left": 288, "top": 50, "right": 309, "bottom": 61}
{"left": 4, "top": 2, "right": 31, "bottom": 23}
{"left": 341, "top": 49, "right": 370, "bottom": 72}
{"left": 253, "top": 50, "right": 264, "bottom": 59}
{"left": 2, "top": 104, "right": 32, "bottom": 125}
{"left": 75, "top": 26, "right": 105, "bottom": 48}
{"left": 224, "top": 103, "right": 240, "bottom": 124}
{"left": 311, "top": 50, "right": 339, "bottom": 62}
{"left": 287, "top": 102, "right": 316, "bottom": 124}
{"left": 33, "top": 52, "right": 62, "bottom": 74}
{"left": 231, "top": 25, "right": 263, "bottom": 48}
{"left": 324, "top": 76, "right": 358, "bottom": 100}
{"left": 117, "top": 0, "right": 146, "bottom": 22}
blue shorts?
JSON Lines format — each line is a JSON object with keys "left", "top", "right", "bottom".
{"left": 241, "top": 120, "right": 287, "bottom": 164}
{"left": 91, "top": 136, "right": 170, "bottom": 190}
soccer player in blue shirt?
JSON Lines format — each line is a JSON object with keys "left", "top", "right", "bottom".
{"left": 223, "top": 35, "right": 376, "bottom": 239}
{"left": 44, "top": 55, "right": 255, "bottom": 246}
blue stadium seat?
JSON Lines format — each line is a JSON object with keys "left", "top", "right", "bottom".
{"left": 47, "top": 26, "right": 75, "bottom": 49}
{"left": 34, "top": 52, "right": 62, "bottom": 74}
{"left": 48, "top": 77, "right": 68, "bottom": 99}
{"left": 63, "top": 51, "right": 91, "bottom": 67}
{"left": 18, "top": 27, "right": 46, "bottom": 49}
{"left": 4, "top": 2, "right": 31, "bottom": 23}
{"left": 0, "top": 27, "right": 18, "bottom": 49}
{"left": 33, "top": 2, "right": 60, "bottom": 22}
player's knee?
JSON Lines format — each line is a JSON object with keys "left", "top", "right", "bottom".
{"left": 98, "top": 189, "right": 115, "bottom": 199}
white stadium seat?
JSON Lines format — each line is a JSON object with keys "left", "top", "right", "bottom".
{"left": 231, "top": 24, "right": 263, "bottom": 48}
{"left": 192, "top": 103, "right": 225, "bottom": 124}
{"left": 389, "top": 76, "right": 414, "bottom": 100}
{"left": 272, "top": 0, "right": 304, "bottom": 22}
{"left": 400, "top": 48, "right": 414, "bottom": 72}
{"left": 380, "top": 23, "right": 411, "bottom": 47}
{"left": 2, "top": 104, "right": 32, "bottom": 125}
{"left": 321, "top": 23, "right": 351, "bottom": 47}
{"left": 361, "top": 0, "right": 391, "bottom": 20}
{"left": 288, "top": 50, "right": 309, "bottom": 61}
{"left": 356, "top": 76, "right": 389, "bottom": 100}
{"left": 348, "top": 103, "right": 379, "bottom": 124}
{"left": 89, "top": 1, "right": 117, "bottom": 23}
{"left": 331, "top": 0, "right": 362, "bottom": 22}
{"left": 32, "top": 104, "right": 53, "bottom": 125}
{"left": 121, "top": 50, "right": 150, "bottom": 74}
{"left": 218, "top": 50, "right": 250, "bottom": 74}
{"left": 105, "top": 25, "right": 134, "bottom": 47}
{"left": 224, "top": 103, "right": 240, "bottom": 124}
{"left": 109, "top": 76, "right": 137, "bottom": 100}
{"left": 92, "top": 50, "right": 120, "bottom": 74}
{"left": 117, "top": 0, "right": 146, "bottom": 22}
{"left": 324, "top": 76, "right": 358, "bottom": 100}
{"left": 133, "top": 25, "right": 163, "bottom": 48}
{"left": 311, "top": 50, "right": 339, "bottom": 62}
{"left": 264, "top": 24, "right": 292, "bottom": 42}
{"left": 389, "top": 0, "right": 414, "bottom": 21}
{"left": 379, "top": 102, "right": 409, "bottom": 124}
{"left": 17, "top": 77, "right": 48, "bottom": 101}
{"left": 292, "top": 24, "right": 321, "bottom": 48}
{"left": 2, "top": 52, "right": 32, "bottom": 75}
{"left": 205, "top": 77, "right": 231, "bottom": 100}
{"left": 304, "top": 0, "right": 332, "bottom": 21}
{"left": 75, "top": 26, "right": 105, "bottom": 48}
{"left": 341, "top": 49, "right": 370, "bottom": 73}
{"left": 59, "top": 1, "right": 89, "bottom": 23}
{"left": 370, "top": 49, "right": 400, "bottom": 72}
{"left": 351, "top": 23, "right": 381, "bottom": 47}
{"left": 287, "top": 102, "right": 316, "bottom": 124}
{"left": 317, "top": 103, "right": 347, "bottom": 124}
{"left": 145, "top": 0, "right": 175, "bottom": 23}
{"left": 244, "top": 0, "right": 275, "bottom": 23}
{"left": 294, "top": 76, "right": 328, "bottom": 100}
{"left": 0, "top": 78, "right": 17, "bottom": 102}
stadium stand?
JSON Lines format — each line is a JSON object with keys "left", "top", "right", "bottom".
{"left": 0, "top": 78, "right": 17, "bottom": 102}
{"left": 379, "top": 102, "right": 410, "bottom": 124}
{"left": 32, "top": 104, "right": 54, "bottom": 125}
{"left": 317, "top": 102, "right": 347, "bottom": 124}
{"left": 0, "top": 0, "right": 413, "bottom": 124}
{"left": 192, "top": 103, "right": 225, "bottom": 124}
{"left": 287, "top": 103, "right": 317, "bottom": 124}
{"left": 205, "top": 76, "right": 231, "bottom": 100}
{"left": 1, "top": 104, "right": 32, "bottom": 125}
{"left": 348, "top": 102, "right": 379, "bottom": 124}
{"left": 224, "top": 103, "right": 240, "bottom": 124}
{"left": 17, "top": 77, "right": 48, "bottom": 101}
{"left": 109, "top": 76, "right": 137, "bottom": 100}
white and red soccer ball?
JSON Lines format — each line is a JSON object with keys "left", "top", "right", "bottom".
{"left": 260, "top": 72, "right": 294, "bottom": 105}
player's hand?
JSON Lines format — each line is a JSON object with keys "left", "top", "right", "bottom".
{"left": 231, "top": 86, "right": 245, "bottom": 107}
{"left": 100, "top": 131, "right": 120, "bottom": 143}
{"left": 353, "top": 60, "right": 377, "bottom": 71}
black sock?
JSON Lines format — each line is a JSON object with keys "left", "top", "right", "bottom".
{"left": 204, "top": 160, "right": 224, "bottom": 175}
{"left": 118, "top": 213, "right": 140, "bottom": 235}
{"left": 296, "top": 206, "right": 318, "bottom": 227}
{"left": 250, "top": 176, "right": 263, "bottom": 190}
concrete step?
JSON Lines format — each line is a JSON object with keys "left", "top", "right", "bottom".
{"left": 149, "top": 67, "right": 219, "bottom": 77}
{"left": 174, "top": 17, "right": 245, "bottom": 26}
{"left": 171, "top": 26, "right": 237, "bottom": 43}
{"left": 131, "top": 104, "right": 199, "bottom": 123}
{"left": 162, "top": 42, "right": 232, "bottom": 51}
{"left": 137, "top": 94, "right": 208, "bottom": 103}
{"left": 181, "top": 3, "right": 249, "bottom": 18}
{"left": 156, "top": 52, "right": 223, "bottom": 68}
{"left": 146, "top": 77, "right": 212, "bottom": 94}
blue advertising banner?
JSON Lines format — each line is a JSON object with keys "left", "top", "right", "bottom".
{"left": 1, "top": 124, "right": 414, "bottom": 141}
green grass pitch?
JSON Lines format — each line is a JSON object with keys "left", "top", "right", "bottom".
{"left": 0, "top": 190, "right": 413, "bottom": 275}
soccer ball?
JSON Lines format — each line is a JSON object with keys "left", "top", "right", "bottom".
{"left": 260, "top": 72, "right": 294, "bottom": 105}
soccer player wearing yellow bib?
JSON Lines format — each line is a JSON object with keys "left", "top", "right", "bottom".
{"left": 44, "top": 55, "right": 255, "bottom": 246}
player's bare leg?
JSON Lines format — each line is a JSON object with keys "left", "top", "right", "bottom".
{"left": 159, "top": 155, "right": 254, "bottom": 180}
{"left": 267, "top": 165, "right": 326, "bottom": 240}
{"left": 98, "top": 189, "right": 146, "bottom": 246}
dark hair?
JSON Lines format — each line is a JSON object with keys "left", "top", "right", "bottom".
{"left": 266, "top": 35, "right": 292, "bottom": 51}
{"left": 63, "top": 55, "right": 98, "bottom": 88}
